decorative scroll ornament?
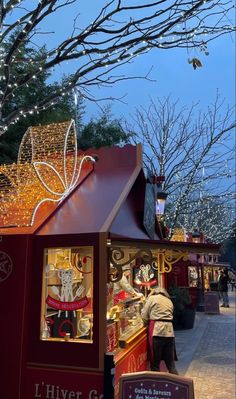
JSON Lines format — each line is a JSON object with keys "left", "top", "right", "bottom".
{"left": 152, "top": 249, "right": 189, "bottom": 273}
{"left": 108, "top": 246, "right": 189, "bottom": 281}
{"left": 0, "top": 120, "right": 95, "bottom": 227}
{"left": 108, "top": 247, "right": 156, "bottom": 282}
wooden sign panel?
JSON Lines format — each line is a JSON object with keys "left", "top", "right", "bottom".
{"left": 0, "top": 235, "right": 30, "bottom": 399}
{"left": 119, "top": 371, "right": 194, "bottom": 399}
{"left": 204, "top": 292, "right": 220, "bottom": 314}
{"left": 143, "top": 183, "right": 156, "bottom": 240}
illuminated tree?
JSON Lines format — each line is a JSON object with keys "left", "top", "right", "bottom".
{"left": 0, "top": 0, "right": 235, "bottom": 135}
{"left": 126, "top": 94, "right": 236, "bottom": 243}
{"left": 0, "top": 35, "right": 130, "bottom": 163}
{"left": 220, "top": 222, "right": 236, "bottom": 270}
{"left": 0, "top": 31, "right": 77, "bottom": 162}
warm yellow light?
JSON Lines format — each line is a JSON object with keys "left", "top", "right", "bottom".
{"left": 0, "top": 120, "right": 94, "bottom": 227}
{"left": 171, "top": 228, "right": 186, "bottom": 242}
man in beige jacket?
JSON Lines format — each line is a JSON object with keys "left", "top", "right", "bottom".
{"left": 141, "top": 287, "right": 178, "bottom": 374}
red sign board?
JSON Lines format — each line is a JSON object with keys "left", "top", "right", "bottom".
{"left": 119, "top": 371, "right": 194, "bottom": 399}
{"left": 114, "top": 335, "right": 148, "bottom": 399}
{"left": 107, "top": 321, "right": 118, "bottom": 352}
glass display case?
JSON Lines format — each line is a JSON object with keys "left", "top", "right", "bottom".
{"left": 106, "top": 297, "right": 144, "bottom": 350}
{"left": 118, "top": 298, "right": 144, "bottom": 347}
{"left": 40, "top": 246, "right": 93, "bottom": 343}
{"left": 106, "top": 264, "right": 145, "bottom": 351}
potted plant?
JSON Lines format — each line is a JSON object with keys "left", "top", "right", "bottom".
{"left": 168, "top": 285, "right": 196, "bottom": 330}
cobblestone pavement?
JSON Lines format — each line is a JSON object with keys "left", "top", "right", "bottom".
{"left": 175, "top": 291, "right": 236, "bottom": 399}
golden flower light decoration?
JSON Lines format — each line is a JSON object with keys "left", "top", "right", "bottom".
{"left": 0, "top": 120, "right": 95, "bottom": 227}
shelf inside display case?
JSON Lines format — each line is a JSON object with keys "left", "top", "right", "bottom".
{"left": 119, "top": 326, "right": 147, "bottom": 348}
{"left": 106, "top": 297, "right": 144, "bottom": 352}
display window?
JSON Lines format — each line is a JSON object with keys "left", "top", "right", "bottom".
{"left": 188, "top": 266, "right": 199, "bottom": 287}
{"left": 106, "top": 262, "right": 147, "bottom": 351}
{"left": 40, "top": 246, "right": 93, "bottom": 343}
{"left": 204, "top": 271, "right": 211, "bottom": 291}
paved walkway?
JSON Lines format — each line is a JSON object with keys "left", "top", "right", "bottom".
{"left": 175, "top": 291, "right": 236, "bottom": 399}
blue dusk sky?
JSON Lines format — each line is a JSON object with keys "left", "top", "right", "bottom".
{"left": 88, "top": 37, "right": 235, "bottom": 121}
{"left": 40, "top": 2, "right": 236, "bottom": 122}
{"left": 12, "top": 1, "right": 234, "bottom": 122}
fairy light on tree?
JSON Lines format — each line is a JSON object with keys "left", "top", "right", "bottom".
{"left": 0, "top": 0, "right": 235, "bottom": 135}
{"left": 126, "top": 94, "right": 236, "bottom": 243}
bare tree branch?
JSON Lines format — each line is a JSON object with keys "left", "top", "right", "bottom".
{"left": 0, "top": 0, "right": 235, "bottom": 133}
{"left": 126, "top": 93, "right": 236, "bottom": 243}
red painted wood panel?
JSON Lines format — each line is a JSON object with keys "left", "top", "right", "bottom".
{"left": 0, "top": 235, "right": 31, "bottom": 399}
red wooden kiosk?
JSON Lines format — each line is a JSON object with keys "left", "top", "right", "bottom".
{"left": 0, "top": 121, "right": 220, "bottom": 399}
{"left": 0, "top": 121, "right": 161, "bottom": 399}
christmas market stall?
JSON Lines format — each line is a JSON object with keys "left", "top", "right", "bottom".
{"left": 0, "top": 121, "right": 160, "bottom": 399}
{"left": 0, "top": 120, "right": 220, "bottom": 399}
{"left": 164, "top": 229, "right": 220, "bottom": 310}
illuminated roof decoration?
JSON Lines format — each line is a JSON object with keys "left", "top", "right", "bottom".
{"left": 171, "top": 228, "right": 187, "bottom": 242}
{"left": 0, "top": 120, "right": 95, "bottom": 228}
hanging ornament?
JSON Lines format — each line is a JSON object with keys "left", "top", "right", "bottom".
{"left": 188, "top": 58, "right": 203, "bottom": 69}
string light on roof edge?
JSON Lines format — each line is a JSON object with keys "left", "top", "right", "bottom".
{"left": 0, "top": 120, "right": 95, "bottom": 228}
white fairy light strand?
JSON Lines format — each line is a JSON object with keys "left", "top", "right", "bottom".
{"left": 0, "top": 0, "right": 235, "bottom": 132}
{"left": 0, "top": 119, "right": 96, "bottom": 227}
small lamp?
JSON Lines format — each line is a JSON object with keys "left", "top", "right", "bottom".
{"left": 192, "top": 229, "right": 201, "bottom": 243}
{"left": 154, "top": 176, "right": 168, "bottom": 218}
